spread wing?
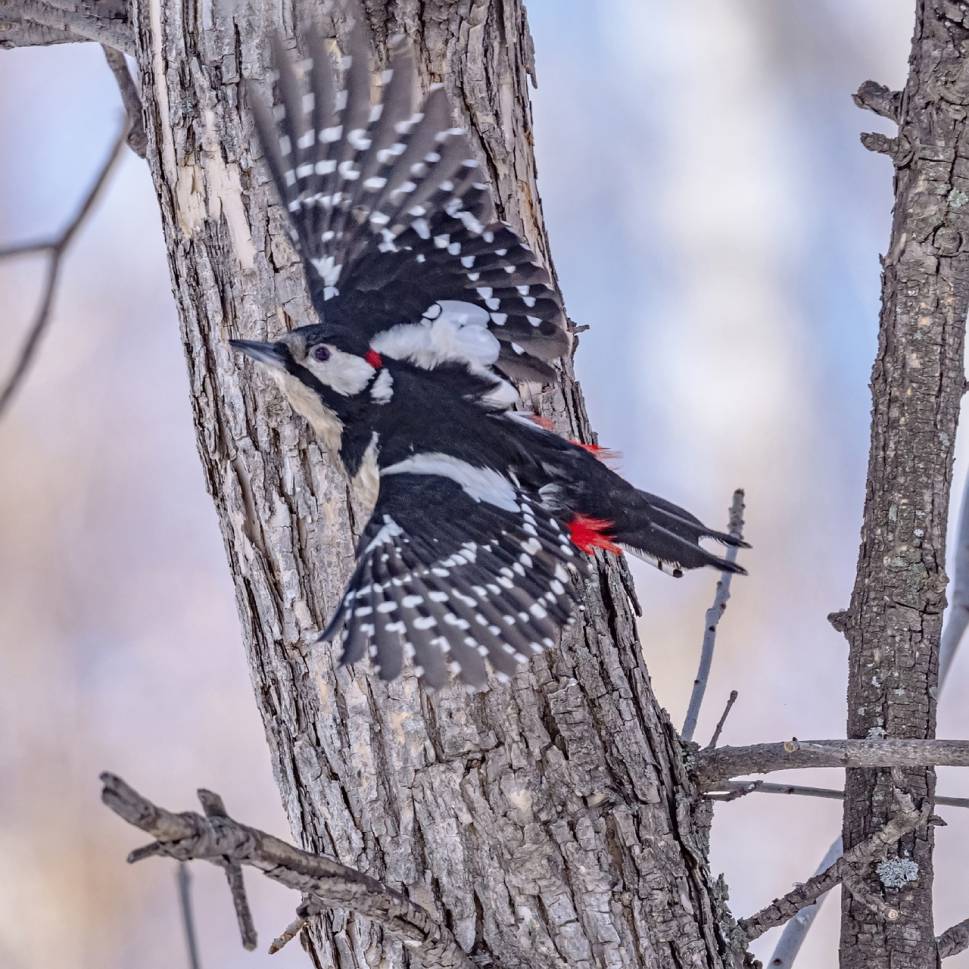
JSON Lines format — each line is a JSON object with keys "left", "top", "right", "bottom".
{"left": 249, "top": 21, "right": 570, "bottom": 382}
{"left": 319, "top": 467, "right": 587, "bottom": 687}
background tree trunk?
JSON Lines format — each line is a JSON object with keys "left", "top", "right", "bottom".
{"left": 129, "top": 1, "right": 733, "bottom": 967}
{"left": 840, "top": 1, "right": 969, "bottom": 966}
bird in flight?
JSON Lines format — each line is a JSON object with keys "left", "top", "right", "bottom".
{"left": 232, "top": 15, "right": 748, "bottom": 687}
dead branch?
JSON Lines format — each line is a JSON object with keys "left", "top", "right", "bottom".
{"left": 696, "top": 738, "right": 969, "bottom": 789}
{"left": 681, "top": 489, "right": 745, "bottom": 742}
{"left": 938, "top": 915, "right": 969, "bottom": 959}
{"left": 0, "top": 0, "right": 133, "bottom": 52}
{"left": 738, "top": 786, "right": 926, "bottom": 942}
{"left": 0, "top": 123, "right": 126, "bottom": 418}
{"left": 707, "top": 779, "right": 969, "bottom": 810}
{"left": 99, "top": 773, "right": 477, "bottom": 969}
{"left": 101, "top": 46, "right": 146, "bottom": 157}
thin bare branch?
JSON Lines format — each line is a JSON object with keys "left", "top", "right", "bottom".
{"left": 176, "top": 863, "right": 203, "bottom": 969}
{"left": 739, "top": 787, "right": 925, "bottom": 942}
{"left": 0, "top": 0, "right": 133, "bottom": 52}
{"left": 707, "top": 779, "right": 969, "bottom": 810}
{"left": 938, "top": 915, "right": 969, "bottom": 959}
{"left": 682, "top": 489, "right": 745, "bottom": 742}
{"left": 696, "top": 738, "right": 969, "bottom": 789}
{"left": 706, "top": 689, "right": 739, "bottom": 749}
{"left": 0, "top": 124, "right": 126, "bottom": 418}
{"left": 100, "top": 773, "right": 477, "bottom": 968}
{"left": 101, "top": 46, "right": 146, "bottom": 157}
{"left": 269, "top": 896, "right": 319, "bottom": 954}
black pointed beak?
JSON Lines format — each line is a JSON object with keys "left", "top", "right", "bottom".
{"left": 230, "top": 339, "right": 289, "bottom": 370}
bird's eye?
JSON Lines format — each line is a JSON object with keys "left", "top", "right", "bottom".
{"left": 312, "top": 345, "right": 331, "bottom": 362}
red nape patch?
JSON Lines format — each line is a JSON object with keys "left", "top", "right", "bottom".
{"left": 570, "top": 441, "right": 622, "bottom": 463}
{"left": 527, "top": 413, "right": 556, "bottom": 431}
{"left": 568, "top": 515, "right": 621, "bottom": 555}
{"left": 364, "top": 349, "right": 383, "bottom": 369}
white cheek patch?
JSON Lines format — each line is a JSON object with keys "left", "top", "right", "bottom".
{"left": 304, "top": 347, "right": 375, "bottom": 396}
{"left": 272, "top": 371, "right": 345, "bottom": 452}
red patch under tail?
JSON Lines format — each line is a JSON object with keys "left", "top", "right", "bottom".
{"left": 365, "top": 349, "right": 383, "bottom": 368}
{"left": 571, "top": 441, "right": 622, "bottom": 463}
{"left": 568, "top": 515, "right": 621, "bottom": 555}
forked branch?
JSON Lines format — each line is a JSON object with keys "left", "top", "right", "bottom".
{"left": 738, "top": 783, "right": 928, "bottom": 942}
{"left": 0, "top": 123, "right": 126, "bottom": 418}
{"left": 682, "top": 489, "right": 745, "bottom": 742}
{"left": 100, "top": 773, "right": 476, "bottom": 969}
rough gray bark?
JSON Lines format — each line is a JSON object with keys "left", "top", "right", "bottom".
{"left": 125, "top": 2, "right": 733, "bottom": 967}
{"left": 837, "top": 2, "right": 969, "bottom": 966}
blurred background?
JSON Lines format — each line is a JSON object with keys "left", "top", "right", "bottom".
{"left": 2, "top": 2, "right": 966, "bottom": 967}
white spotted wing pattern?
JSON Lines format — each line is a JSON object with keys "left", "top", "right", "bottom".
{"left": 248, "top": 15, "right": 570, "bottom": 383}
{"left": 319, "top": 459, "right": 588, "bottom": 687}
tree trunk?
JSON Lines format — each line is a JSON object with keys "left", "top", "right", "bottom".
{"left": 129, "top": 1, "right": 733, "bottom": 966}
{"left": 839, "top": 2, "right": 969, "bottom": 966}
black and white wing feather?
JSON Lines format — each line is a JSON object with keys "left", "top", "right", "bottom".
{"left": 320, "top": 470, "right": 586, "bottom": 687}
{"left": 249, "top": 23, "right": 569, "bottom": 382}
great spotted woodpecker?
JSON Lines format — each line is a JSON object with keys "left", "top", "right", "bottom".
{"left": 231, "top": 21, "right": 748, "bottom": 687}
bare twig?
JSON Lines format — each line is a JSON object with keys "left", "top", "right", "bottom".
{"left": 682, "top": 489, "right": 745, "bottom": 742}
{"left": 738, "top": 787, "right": 925, "bottom": 942}
{"left": 938, "top": 914, "right": 969, "bottom": 959}
{"left": 269, "top": 896, "right": 320, "bottom": 954}
{"left": 0, "top": 124, "right": 126, "bottom": 418}
{"left": 706, "top": 690, "right": 739, "bottom": 749}
{"left": 707, "top": 779, "right": 969, "bottom": 810}
{"left": 100, "top": 773, "right": 476, "bottom": 968}
{"left": 196, "top": 789, "right": 257, "bottom": 951}
{"left": 101, "top": 46, "right": 146, "bottom": 157}
{"left": 0, "top": 0, "right": 133, "bottom": 52}
{"left": 176, "top": 863, "right": 203, "bottom": 969}
{"left": 696, "top": 738, "right": 969, "bottom": 789}
{"left": 269, "top": 914, "right": 307, "bottom": 954}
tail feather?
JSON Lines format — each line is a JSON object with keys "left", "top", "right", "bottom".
{"left": 607, "top": 490, "right": 748, "bottom": 578}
